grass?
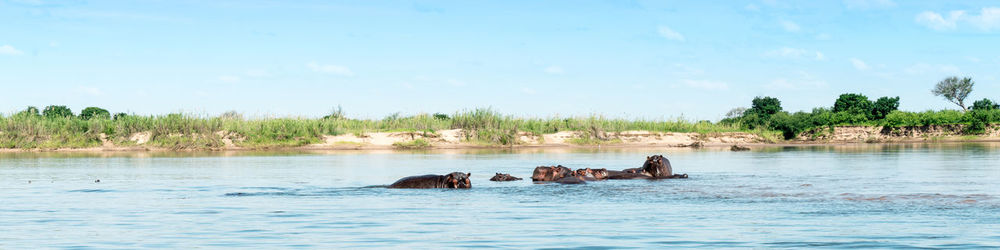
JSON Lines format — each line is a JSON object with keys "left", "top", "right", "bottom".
{"left": 0, "top": 108, "right": 765, "bottom": 150}
{"left": 392, "top": 139, "right": 432, "bottom": 149}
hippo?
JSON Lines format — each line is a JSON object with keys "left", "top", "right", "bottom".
{"left": 388, "top": 172, "right": 471, "bottom": 189}
{"left": 573, "top": 168, "right": 608, "bottom": 181}
{"left": 642, "top": 155, "right": 673, "bottom": 178}
{"left": 590, "top": 168, "right": 609, "bottom": 180}
{"left": 490, "top": 173, "right": 522, "bottom": 181}
{"left": 531, "top": 165, "right": 573, "bottom": 182}
{"left": 553, "top": 175, "right": 586, "bottom": 184}
{"left": 643, "top": 155, "right": 689, "bottom": 179}
{"left": 605, "top": 171, "right": 653, "bottom": 180}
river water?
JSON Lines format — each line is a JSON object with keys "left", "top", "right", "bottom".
{"left": 1, "top": 143, "right": 998, "bottom": 248}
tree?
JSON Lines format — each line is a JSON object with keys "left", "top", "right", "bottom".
{"left": 833, "top": 93, "right": 873, "bottom": 117}
{"left": 932, "top": 76, "right": 974, "bottom": 111}
{"left": 871, "top": 96, "right": 900, "bottom": 120}
{"left": 17, "top": 106, "right": 40, "bottom": 116}
{"left": 724, "top": 107, "right": 747, "bottom": 120}
{"left": 748, "top": 96, "right": 782, "bottom": 117}
{"left": 970, "top": 98, "right": 999, "bottom": 111}
{"left": 79, "top": 107, "right": 110, "bottom": 120}
{"left": 113, "top": 113, "right": 129, "bottom": 120}
{"left": 42, "top": 105, "right": 74, "bottom": 118}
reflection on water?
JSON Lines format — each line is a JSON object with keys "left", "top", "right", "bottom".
{"left": 1, "top": 143, "right": 998, "bottom": 248}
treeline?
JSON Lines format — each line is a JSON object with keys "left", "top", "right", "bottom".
{"left": 722, "top": 76, "right": 999, "bottom": 139}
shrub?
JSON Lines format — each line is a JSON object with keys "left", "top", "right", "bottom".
{"left": 79, "top": 107, "right": 111, "bottom": 120}
{"left": 17, "top": 106, "right": 40, "bottom": 117}
{"left": 748, "top": 96, "right": 782, "bottom": 118}
{"left": 833, "top": 93, "right": 873, "bottom": 118}
{"left": 871, "top": 96, "right": 900, "bottom": 120}
{"left": 971, "top": 98, "right": 999, "bottom": 111}
{"left": 113, "top": 113, "right": 129, "bottom": 120}
{"left": 42, "top": 105, "right": 74, "bottom": 118}
{"left": 433, "top": 113, "right": 450, "bottom": 120}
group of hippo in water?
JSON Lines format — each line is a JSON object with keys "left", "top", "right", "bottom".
{"left": 388, "top": 154, "right": 687, "bottom": 189}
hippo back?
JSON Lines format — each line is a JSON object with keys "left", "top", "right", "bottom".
{"left": 389, "top": 175, "right": 446, "bottom": 188}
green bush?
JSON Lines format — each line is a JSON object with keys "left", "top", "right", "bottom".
{"left": 80, "top": 107, "right": 111, "bottom": 120}
{"left": 871, "top": 96, "right": 900, "bottom": 120}
{"left": 433, "top": 113, "right": 450, "bottom": 120}
{"left": 113, "top": 113, "right": 129, "bottom": 120}
{"left": 17, "top": 106, "right": 40, "bottom": 117}
{"left": 971, "top": 98, "right": 999, "bottom": 111}
{"left": 42, "top": 105, "right": 74, "bottom": 118}
{"left": 748, "top": 96, "right": 782, "bottom": 118}
{"left": 833, "top": 93, "right": 873, "bottom": 118}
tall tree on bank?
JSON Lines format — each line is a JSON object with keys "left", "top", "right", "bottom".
{"left": 932, "top": 76, "right": 975, "bottom": 111}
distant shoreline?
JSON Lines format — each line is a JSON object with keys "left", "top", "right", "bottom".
{"left": 2, "top": 129, "right": 998, "bottom": 153}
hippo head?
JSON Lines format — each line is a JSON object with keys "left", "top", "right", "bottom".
{"left": 444, "top": 172, "right": 471, "bottom": 188}
{"left": 591, "top": 168, "right": 608, "bottom": 180}
{"left": 574, "top": 168, "right": 592, "bottom": 177}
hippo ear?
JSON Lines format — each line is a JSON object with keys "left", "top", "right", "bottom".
{"left": 467, "top": 172, "right": 471, "bottom": 177}
{"left": 647, "top": 156, "right": 651, "bottom": 160}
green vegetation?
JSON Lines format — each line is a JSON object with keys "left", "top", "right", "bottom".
{"left": 1, "top": 106, "right": 753, "bottom": 150}
{"left": 392, "top": 139, "right": 431, "bottom": 149}
{"left": 723, "top": 76, "right": 998, "bottom": 139}
{"left": 80, "top": 107, "right": 111, "bottom": 120}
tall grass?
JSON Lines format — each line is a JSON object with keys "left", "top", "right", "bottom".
{"left": 0, "top": 108, "right": 758, "bottom": 149}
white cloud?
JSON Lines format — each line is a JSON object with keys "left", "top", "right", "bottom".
{"left": 680, "top": 79, "right": 729, "bottom": 91}
{"left": 218, "top": 75, "right": 241, "bottom": 83}
{"left": 815, "top": 33, "right": 832, "bottom": 40}
{"left": 0, "top": 45, "right": 23, "bottom": 55}
{"left": 657, "top": 26, "right": 685, "bottom": 41}
{"left": 544, "top": 65, "right": 564, "bottom": 74}
{"left": 850, "top": 58, "right": 870, "bottom": 70}
{"left": 916, "top": 11, "right": 962, "bottom": 30}
{"left": 765, "top": 47, "right": 825, "bottom": 61}
{"left": 780, "top": 20, "right": 801, "bottom": 32}
{"left": 521, "top": 88, "right": 537, "bottom": 95}
{"left": 967, "top": 7, "right": 1000, "bottom": 31}
{"left": 844, "top": 0, "right": 896, "bottom": 10}
{"left": 915, "top": 8, "right": 1000, "bottom": 31}
{"left": 307, "top": 62, "right": 353, "bottom": 76}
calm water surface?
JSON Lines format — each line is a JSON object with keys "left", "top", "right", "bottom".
{"left": 2, "top": 143, "right": 999, "bottom": 248}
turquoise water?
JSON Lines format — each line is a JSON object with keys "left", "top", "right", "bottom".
{"left": 1, "top": 143, "right": 999, "bottom": 248}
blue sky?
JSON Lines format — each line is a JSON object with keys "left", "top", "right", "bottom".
{"left": 1, "top": 0, "right": 998, "bottom": 120}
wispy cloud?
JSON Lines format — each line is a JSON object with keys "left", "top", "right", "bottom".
{"left": 844, "top": 0, "right": 896, "bottom": 10}
{"left": 765, "top": 47, "right": 825, "bottom": 60}
{"left": 680, "top": 79, "right": 729, "bottom": 91}
{"left": 780, "top": 20, "right": 801, "bottom": 32}
{"left": 916, "top": 7, "right": 1000, "bottom": 31}
{"left": 0, "top": 45, "right": 23, "bottom": 55}
{"left": 657, "top": 26, "right": 685, "bottom": 41}
{"left": 745, "top": 4, "right": 760, "bottom": 11}
{"left": 218, "top": 75, "right": 241, "bottom": 83}
{"left": 521, "top": 88, "right": 537, "bottom": 95}
{"left": 850, "top": 58, "right": 870, "bottom": 70}
{"left": 543, "top": 65, "right": 564, "bottom": 74}
{"left": 307, "top": 62, "right": 354, "bottom": 76}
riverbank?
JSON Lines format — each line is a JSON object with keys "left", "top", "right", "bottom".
{"left": 3, "top": 125, "right": 999, "bottom": 153}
